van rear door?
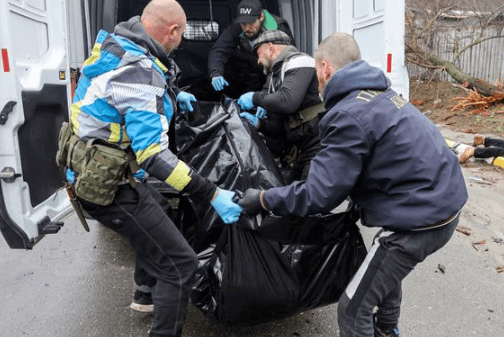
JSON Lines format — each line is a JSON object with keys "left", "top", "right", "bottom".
{"left": 0, "top": 0, "right": 72, "bottom": 249}
{"left": 316, "top": 0, "right": 409, "bottom": 98}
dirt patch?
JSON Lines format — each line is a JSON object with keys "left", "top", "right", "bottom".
{"left": 409, "top": 79, "right": 504, "bottom": 138}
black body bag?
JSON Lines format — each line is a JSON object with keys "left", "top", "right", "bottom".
{"left": 173, "top": 99, "right": 367, "bottom": 326}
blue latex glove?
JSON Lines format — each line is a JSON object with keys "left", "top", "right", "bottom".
{"left": 211, "top": 76, "right": 229, "bottom": 91}
{"left": 256, "top": 107, "right": 267, "bottom": 119}
{"left": 237, "top": 92, "right": 255, "bottom": 111}
{"left": 176, "top": 91, "right": 196, "bottom": 113}
{"left": 65, "top": 168, "right": 76, "bottom": 184}
{"left": 211, "top": 188, "right": 242, "bottom": 224}
{"left": 133, "top": 168, "right": 148, "bottom": 182}
{"left": 240, "top": 112, "right": 259, "bottom": 128}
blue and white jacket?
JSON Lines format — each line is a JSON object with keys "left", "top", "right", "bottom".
{"left": 263, "top": 60, "right": 468, "bottom": 231}
{"left": 71, "top": 16, "right": 215, "bottom": 200}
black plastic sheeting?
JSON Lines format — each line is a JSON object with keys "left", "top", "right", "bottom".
{"left": 173, "top": 99, "right": 367, "bottom": 327}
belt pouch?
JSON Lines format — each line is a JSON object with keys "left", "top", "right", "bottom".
{"left": 74, "top": 140, "right": 130, "bottom": 206}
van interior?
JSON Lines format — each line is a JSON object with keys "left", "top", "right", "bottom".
{"left": 86, "top": 0, "right": 314, "bottom": 100}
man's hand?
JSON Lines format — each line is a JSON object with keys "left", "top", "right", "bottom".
{"left": 256, "top": 107, "right": 267, "bottom": 119}
{"left": 211, "top": 188, "right": 242, "bottom": 224}
{"left": 211, "top": 76, "right": 229, "bottom": 91}
{"left": 240, "top": 112, "right": 259, "bottom": 128}
{"left": 238, "top": 188, "right": 267, "bottom": 215}
{"left": 237, "top": 92, "right": 255, "bottom": 111}
{"left": 176, "top": 91, "right": 197, "bottom": 113}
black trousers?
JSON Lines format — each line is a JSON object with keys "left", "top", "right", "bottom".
{"left": 286, "top": 119, "right": 321, "bottom": 184}
{"left": 287, "top": 142, "right": 320, "bottom": 183}
{"left": 337, "top": 213, "right": 460, "bottom": 336}
{"left": 475, "top": 137, "right": 504, "bottom": 158}
{"left": 79, "top": 183, "right": 198, "bottom": 337}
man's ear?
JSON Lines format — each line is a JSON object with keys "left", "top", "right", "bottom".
{"left": 164, "top": 24, "right": 178, "bottom": 43}
{"left": 321, "top": 60, "right": 332, "bottom": 82}
{"left": 259, "top": 12, "right": 265, "bottom": 22}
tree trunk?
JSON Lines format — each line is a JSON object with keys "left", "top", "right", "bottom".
{"left": 428, "top": 56, "right": 502, "bottom": 96}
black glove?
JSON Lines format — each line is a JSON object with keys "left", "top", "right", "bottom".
{"left": 238, "top": 188, "right": 267, "bottom": 215}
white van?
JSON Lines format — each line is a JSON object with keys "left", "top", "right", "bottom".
{"left": 0, "top": 0, "right": 408, "bottom": 249}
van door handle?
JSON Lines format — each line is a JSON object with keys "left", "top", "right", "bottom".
{"left": 0, "top": 101, "right": 16, "bottom": 125}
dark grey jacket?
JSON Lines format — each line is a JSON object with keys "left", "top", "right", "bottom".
{"left": 253, "top": 46, "right": 322, "bottom": 147}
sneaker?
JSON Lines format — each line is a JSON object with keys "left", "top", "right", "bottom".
{"left": 130, "top": 289, "right": 154, "bottom": 313}
{"left": 375, "top": 325, "right": 400, "bottom": 337}
{"left": 459, "top": 147, "right": 475, "bottom": 164}
{"left": 472, "top": 134, "right": 485, "bottom": 147}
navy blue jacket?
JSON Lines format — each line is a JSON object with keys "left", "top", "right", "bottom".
{"left": 263, "top": 60, "right": 468, "bottom": 231}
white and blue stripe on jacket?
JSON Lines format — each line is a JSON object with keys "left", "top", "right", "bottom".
{"left": 71, "top": 29, "right": 192, "bottom": 191}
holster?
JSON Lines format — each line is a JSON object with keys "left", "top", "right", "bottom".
{"left": 55, "top": 122, "right": 139, "bottom": 207}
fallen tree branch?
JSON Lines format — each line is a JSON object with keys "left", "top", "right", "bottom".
{"left": 406, "top": 56, "right": 444, "bottom": 69}
{"left": 429, "top": 56, "right": 504, "bottom": 96}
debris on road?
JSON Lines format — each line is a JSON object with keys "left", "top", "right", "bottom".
{"left": 491, "top": 233, "right": 504, "bottom": 244}
{"left": 496, "top": 265, "right": 504, "bottom": 273}
{"left": 456, "top": 226, "right": 473, "bottom": 236}
{"left": 468, "top": 176, "right": 493, "bottom": 185}
{"left": 438, "top": 264, "right": 446, "bottom": 273}
{"left": 451, "top": 89, "right": 504, "bottom": 114}
{"left": 472, "top": 240, "right": 486, "bottom": 251}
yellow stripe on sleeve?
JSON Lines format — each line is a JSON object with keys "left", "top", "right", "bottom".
{"left": 165, "top": 161, "right": 192, "bottom": 191}
{"left": 83, "top": 43, "right": 102, "bottom": 66}
{"left": 135, "top": 143, "right": 162, "bottom": 164}
{"left": 70, "top": 102, "right": 82, "bottom": 133}
{"left": 108, "top": 123, "right": 121, "bottom": 143}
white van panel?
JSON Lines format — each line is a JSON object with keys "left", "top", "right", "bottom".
{"left": 315, "top": 0, "right": 409, "bottom": 99}
{"left": 10, "top": 12, "right": 48, "bottom": 57}
{"left": 8, "top": 1, "right": 69, "bottom": 91}
{"left": 354, "top": 22, "right": 385, "bottom": 69}
{"left": 0, "top": 0, "right": 72, "bottom": 248}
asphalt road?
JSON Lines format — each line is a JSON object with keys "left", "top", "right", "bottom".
{"left": 1, "top": 126, "right": 503, "bottom": 337}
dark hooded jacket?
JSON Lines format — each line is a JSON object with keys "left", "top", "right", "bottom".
{"left": 208, "top": 10, "right": 293, "bottom": 95}
{"left": 263, "top": 60, "right": 468, "bottom": 231}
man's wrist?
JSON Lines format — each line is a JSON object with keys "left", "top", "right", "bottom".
{"left": 211, "top": 187, "right": 220, "bottom": 203}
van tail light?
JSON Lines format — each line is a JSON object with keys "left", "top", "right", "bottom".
{"left": 387, "top": 53, "right": 392, "bottom": 73}
{"left": 1, "top": 48, "right": 10, "bottom": 72}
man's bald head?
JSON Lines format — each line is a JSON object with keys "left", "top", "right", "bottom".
{"left": 315, "top": 32, "right": 361, "bottom": 72}
{"left": 315, "top": 33, "right": 361, "bottom": 94}
{"left": 141, "top": 0, "right": 186, "bottom": 53}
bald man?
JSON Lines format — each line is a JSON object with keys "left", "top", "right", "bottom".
{"left": 239, "top": 32, "right": 467, "bottom": 337}
{"left": 68, "top": 1, "right": 242, "bottom": 336}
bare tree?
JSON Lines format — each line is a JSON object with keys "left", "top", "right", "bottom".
{"left": 406, "top": 0, "right": 504, "bottom": 96}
